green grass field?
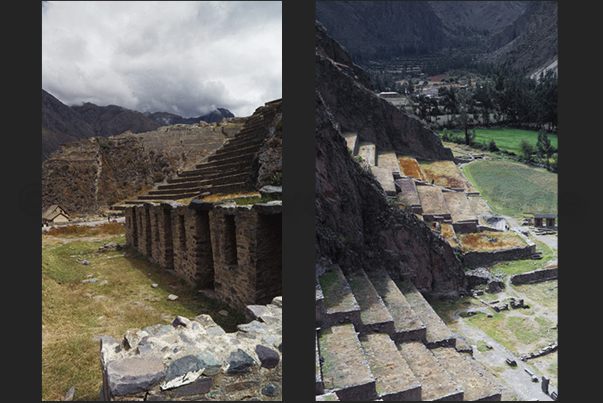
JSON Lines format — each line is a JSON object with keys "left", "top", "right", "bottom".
{"left": 42, "top": 226, "right": 244, "bottom": 401}
{"left": 462, "top": 160, "right": 557, "bottom": 217}
{"left": 442, "top": 127, "right": 558, "bottom": 155}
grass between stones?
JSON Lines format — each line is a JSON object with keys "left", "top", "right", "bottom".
{"left": 42, "top": 225, "right": 244, "bottom": 401}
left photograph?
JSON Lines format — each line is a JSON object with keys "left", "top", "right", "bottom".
{"left": 42, "top": 1, "right": 282, "bottom": 401}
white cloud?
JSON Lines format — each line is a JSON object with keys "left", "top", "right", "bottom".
{"left": 42, "top": 1, "right": 282, "bottom": 117}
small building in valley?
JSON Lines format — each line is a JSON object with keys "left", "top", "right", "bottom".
{"left": 533, "top": 213, "right": 556, "bottom": 228}
{"left": 42, "top": 205, "right": 70, "bottom": 224}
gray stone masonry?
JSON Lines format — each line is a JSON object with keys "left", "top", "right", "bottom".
{"left": 100, "top": 296, "right": 282, "bottom": 401}
{"left": 126, "top": 200, "right": 282, "bottom": 310}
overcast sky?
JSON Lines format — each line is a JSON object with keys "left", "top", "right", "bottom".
{"left": 42, "top": 1, "right": 282, "bottom": 118}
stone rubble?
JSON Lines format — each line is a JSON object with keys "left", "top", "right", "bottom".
{"left": 99, "top": 296, "right": 282, "bottom": 401}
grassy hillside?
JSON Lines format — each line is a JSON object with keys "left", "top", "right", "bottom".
{"left": 462, "top": 160, "right": 557, "bottom": 217}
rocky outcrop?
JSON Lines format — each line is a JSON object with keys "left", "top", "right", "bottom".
{"left": 316, "top": 23, "right": 454, "bottom": 163}
{"left": 315, "top": 23, "right": 463, "bottom": 298}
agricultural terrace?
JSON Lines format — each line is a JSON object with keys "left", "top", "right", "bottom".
{"left": 419, "top": 160, "right": 477, "bottom": 191}
{"left": 398, "top": 156, "right": 426, "bottom": 180}
{"left": 462, "top": 160, "right": 557, "bottom": 218}
{"left": 439, "top": 127, "right": 558, "bottom": 156}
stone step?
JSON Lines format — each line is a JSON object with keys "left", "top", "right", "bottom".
{"left": 318, "top": 323, "right": 377, "bottom": 401}
{"left": 442, "top": 192, "right": 478, "bottom": 232}
{"left": 342, "top": 132, "right": 358, "bottom": 155}
{"left": 416, "top": 185, "right": 451, "bottom": 221}
{"left": 397, "top": 341, "right": 464, "bottom": 401}
{"left": 358, "top": 333, "right": 421, "bottom": 401}
{"left": 430, "top": 347, "right": 502, "bottom": 401}
{"left": 195, "top": 151, "right": 256, "bottom": 170}
{"left": 366, "top": 269, "right": 426, "bottom": 343}
{"left": 370, "top": 166, "right": 397, "bottom": 196}
{"left": 395, "top": 177, "right": 423, "bottom": 214}
{"left": 154, "top": 171, "right": 251, "bottom": 194}
{"left": 318, "top": 266, "right": 361, "bottom": 327}
{"left": 377, "top": 151, "right": 402, "bottom": 178}
{"left": 208, "top": 142, "right": 260, "bottom": 162}
{"left": 395, "top": 281, "right": 455, "bottom": 349}
{"left": 345, "top": 269, "right": 394, "bottom": 336}
{"left": 357, "top": 142, "right": 376, "bottom": 167}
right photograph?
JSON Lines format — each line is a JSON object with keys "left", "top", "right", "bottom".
{"left": 315, "top": 1, "right": 558, "bottom": 401}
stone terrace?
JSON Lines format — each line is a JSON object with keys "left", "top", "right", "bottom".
{"left": 114, "top": 99, "right": 282, "bottom": 209}
{"left": 316, "top": 266, "right": 502, "bottom": 401}
{"left": 342, "top": 133, "right": 503, "bottom": 244}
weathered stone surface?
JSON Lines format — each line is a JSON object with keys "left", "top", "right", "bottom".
{"left": 106, "top": 356, "right": 165, "bottom": 396}
{"left": 261, "top": 382, "right": 280, "bottom": 397}
{"left": 165, "top": 355, "right": 204, "bottom": 383}
{"left": 255, "top": 345, "right": 280, "bottom": 368}
{"left": 226, "top": 349, "right": 256, "bottom": 374}
{"left": 238, "top": 321, "right": 268, "bottom": 334}
{"left": 172, "top": 316, "right": 191, "bottom": 328}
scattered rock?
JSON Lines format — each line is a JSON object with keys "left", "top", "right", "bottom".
{"left": 151, "top": 284, "right": 159, "bottom": 288}
{"left": 218, "top": 310, "right": 229, "bottom": 317}
{"left": 89, "top": 278, "right": 98, "bottom": 284}
{"left": 82, "top": 260, "right": 91, "bottom": 265}
{"left": 167, "top": 294, "right": 179, "bottom": 301}
{"left": 226, "top": 349, "right": 256, "bottom": 374}
{"left": 261, "top": 382, "right": 279, "bottom": 397}
{"left": 64, "top": 386, "right": 75, "bottom": 401}
{"left": 255, "top": 345, "right": 280, "bottom": 368}
{"left": 172, "top": 316, "right": 191, "bottom": 328}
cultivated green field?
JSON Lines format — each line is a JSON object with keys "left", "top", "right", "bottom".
{"left": 462, "top": 160, "right": 557, "bottom": 217}
{"left": 441, "top": 127, "right": 558, "bottom": 155}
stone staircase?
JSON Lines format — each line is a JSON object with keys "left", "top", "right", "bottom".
{"left": 316, "top": 266, "right": 502, "bottom": 401}
{"left": 342, "top": 132, "right": 495, "bottom": 238}
{"left": 111, "top": 100, "right": 280, "bottom": 210}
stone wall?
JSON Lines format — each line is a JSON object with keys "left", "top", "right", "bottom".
{"left": 510, "top": 267, "right": 558, "bottom": 285}
{"left": 125, "top": 200, "right": 282, "bottom": 310}
{"left": 99, "top": 297, "right": 282, "bottom": 401}
{"left": 462, "top": 245, "right": 536, "bottom": 269}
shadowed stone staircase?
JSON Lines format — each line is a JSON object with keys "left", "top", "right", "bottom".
{"left": 316, "top": 266, "right": 502, "bottom": 401}
{"left": 111, "top": 100, "right": 281, "bottom": 210}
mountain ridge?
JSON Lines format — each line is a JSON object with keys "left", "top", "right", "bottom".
{"left": 42, "top": 89, "right": 235, "bottom": 162}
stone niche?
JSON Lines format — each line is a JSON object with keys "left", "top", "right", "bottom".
{"left": 125, "top": 200, "right": 282, "bottom": 310}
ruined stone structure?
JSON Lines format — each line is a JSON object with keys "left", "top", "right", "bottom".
{"left": 100, "top": 297, "right": 282, "bottom": 401}
{"left": 125, "top": 200, "right": 282, "bottom": 310}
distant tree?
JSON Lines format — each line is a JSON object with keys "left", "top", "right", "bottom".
{"left": 536, "top": 129, "right": 554, "bottom": 167}
{"left": 520, "top": 139, "right": 534, "bottom": 160}
{"left": 455, "top": 89, "right": 474, "bottom": 144}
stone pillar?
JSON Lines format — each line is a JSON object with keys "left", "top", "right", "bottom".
{"left": 125, "top": 206, "right": 138, "bottom": 248}
{"left": 541, "top": 376, "right": 549, "bottom": 395}
{"left": 209, "top": 205, "right": 240, "bottom": 307}
{"left": 254, "top": 204, "right": 282, "bottom": 305}
{"left": 139, "top": 204, "right": 153, "bottom": 258}
{"left": 188, "top": 201, "right": 217, "bottom": 289}
{"left": 171, "top": 205, "right": 189, "bottom": 282}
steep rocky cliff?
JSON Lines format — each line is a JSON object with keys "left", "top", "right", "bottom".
{"left": 316, "top": 23, "right": 464, "bottom": 297}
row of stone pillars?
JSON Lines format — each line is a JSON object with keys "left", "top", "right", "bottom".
{"left": 125, "top": 200, "right": 282, "bottom": 310}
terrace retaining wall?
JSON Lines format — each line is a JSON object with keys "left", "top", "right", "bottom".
{"left": 125, "top": 200, "right": 282, "bottom": 310}
{"left": 462, "top": 245, "right": 536, "bottom": 269}
{"left": 510, "top": 267, "right": 558, "bottom": 285}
